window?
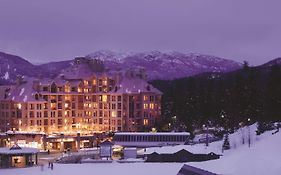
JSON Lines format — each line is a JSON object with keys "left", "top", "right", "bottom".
{"left": 71, "top": 87, "right": 76, "bottom": 92}
{"left": 143, "top": 95, "right": 149, "bottom": 101}
{"left": 43, "top": 86, "right": 49, "bottom": 91}
{"left": 118, "top": 96, "right": 121, "bottom": 101}
{"left": 117, "top": 103, "right": 121, "bottom": 109}
{"left": 117, "top": 111, "right": 122, "bottom": 118}
{"left": 112, "top": 96, "right": 116, "bottom": 101}
{"left": 144, "top": 103, "right": 149, "bottom": 109}
{"left": 44, "top": 111, "right": 48, "bottom": 118}
{"left": 112, "top": 103, "right": 116, "bottom": 109}
{"left": 111, "top": 111, "right": 117, "bottom": 117}
{"left": 143, "top": 119, "right": 149, "bottom": 126}
{"left": 150, "top": 96, "right": 154, "bottom": 102}
{"left": 102, "top": 95, "right": 107, "bottom": 102}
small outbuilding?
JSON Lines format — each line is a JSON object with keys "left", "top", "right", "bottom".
{"left": 123, "top": 147, "right": 137, "bottom": 159}
{"left": 0, "top": 144, "right": 39, "bottom": 168}
{"left": 146, "top": 149, "right": 220, "bottom": 162}
{"left": 99, "top": 140, "right": 114, "bottom": 160}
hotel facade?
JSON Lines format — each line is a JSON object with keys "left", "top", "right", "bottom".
{"left": 0, "top": 57, "right": 162, "bottom": 136}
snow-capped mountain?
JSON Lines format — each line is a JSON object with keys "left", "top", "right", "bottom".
{"left": 0, "top": 50, "right": 242, "bottom": 84}
{"left": 0, "top": 52, "right": 37, "bottom": 84}
{"left": 86, "top": 50, "right": 242, "bottom": 80}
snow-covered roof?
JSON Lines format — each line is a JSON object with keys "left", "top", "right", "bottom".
{"left": 5, "top": 77, "right": 39, "bottom": 102}
{"left": 0, "top": 147, "right": 38, "bottom": 155}
{"left": 115, "top": 132, "right": 189, "bottom": 136}
{"left": 114, "top": 77, "right": 162, "bottom": 95}
{"left": 6, "top": 130, "right": 45, "bottom": 135}
{"left": 0, "top": 85, "right": 11, "bottom": 100}
{"left": 61, "top": 63, "right": 99, "bottom": 80}
{"left": 0, "top": 133, "right": 7, "bottom": 136}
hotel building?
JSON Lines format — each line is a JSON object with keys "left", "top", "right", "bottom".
{"left": 0, "top": 57, "right": 162, "bottom": 135}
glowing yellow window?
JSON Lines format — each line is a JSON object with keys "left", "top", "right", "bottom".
{"left": 102, "top": 95, "right": 107, "bottom": 102}
{"left": 93, "top": 79, "right": 97, "bottom": 85}
{"left": 143, "top": 119, "right": 149, "bottom": 125}
{"left": 65, "top": 103, "right": 69, "bottom": 108}
{"left": 102, "top": 80, "right": 107, "bottom": 86}
{"left": 111, "top": 111, "right": 117, "bottom": 117}
{"left": 143, "top": 95, "right": 149, "bottom": 101}
{"left": 144, "top": 103, "right": 148, "bottom": 109}
{"left": 149, "top": 103, "right": 154, "bottom": 109}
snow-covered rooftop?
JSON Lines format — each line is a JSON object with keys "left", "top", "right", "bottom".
{"left": 115, "top": 132, "right": 189, "bottom": 136}
{"left": 0, "top": 147, "right": 38, "bottom": 155}
{"left": 114, "top": 77, "right": 162, "bottom": 95}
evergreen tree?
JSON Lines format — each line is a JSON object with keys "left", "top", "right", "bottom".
{"left": 222, "top": 134, "right": 230, "bottom": 150}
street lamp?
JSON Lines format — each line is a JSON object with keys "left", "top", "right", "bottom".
{"left": 247, "top": 118, "right": 251, "bottom": 148}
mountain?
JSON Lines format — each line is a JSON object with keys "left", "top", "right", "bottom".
{"left": 0, "top": 52, "right": 37, "bottom": 84}
{"left": 0, "top": 50, "right": 242, "bottom": 84}
{"left": 258, "top": 57, "right": 281, "bottom": 68}
{"left": 86, "top": 50, "right": 242, "bottom": 80}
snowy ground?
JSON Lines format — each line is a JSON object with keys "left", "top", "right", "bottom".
{"left": 1, "top": 124, "right": 281, "bottom": 175}
{"left": 0, "top": 163, "right": 184, "bottom": 175}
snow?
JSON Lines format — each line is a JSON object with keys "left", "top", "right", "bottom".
{"left": 1, "top": 124, "right": 281, "bottom": 175}
{"left": 0, "top": 163, "right": 184, "bottom": 175}
{"left": 0, "top": 147, "right": 38, "bottom": 154}
{"left": 188, "top": 129, "right": 281, "bottom": 175}
{"left": 23, "top": 95, "right": 28, "bottom": 102}
{"left": 3, "top": 71, "right": 9, "bottom": 80}
{"left": 19, "top": 88, "right": 25, "bottom": 96}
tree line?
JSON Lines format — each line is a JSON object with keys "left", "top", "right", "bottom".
{"left": 151, "top": 62, "right": 281, "bottom": 132}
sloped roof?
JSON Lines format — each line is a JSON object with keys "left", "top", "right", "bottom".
{"left": 5, "top": 77, "right": 40, "bottom": 102}
{"left": 0, "top": 85, "right": 11, "bottom": 100}
{"left": 61, "top": 63, "right": 97, "bottom": 80}
{"left": 114, "top": 77, "right": 162, "bottom": 95}
{"left": 0, "top": 146, "right": 38, "bottom": 155}
{"left": 100, "top": 140, "right": 114, "bottom": 146}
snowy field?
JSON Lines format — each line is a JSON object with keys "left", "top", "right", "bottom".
{"left": 0, "top": 163, "right": 184, "bottom": 175}
{"left": 1, "top": 124, "right": 281, "bottom": 175}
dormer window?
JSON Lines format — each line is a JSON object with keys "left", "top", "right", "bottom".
{"left": 42, "top": 86, "right": 49, "bottom": 92}
{"left": 51, "top": 83, "right": 57, "bottom": 93}
{"left": 35, "top": 93, "right": 39, "bottom": 100}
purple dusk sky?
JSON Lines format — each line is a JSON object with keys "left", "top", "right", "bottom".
{"left": 0, "top": 0, "right": 281, "bottom": 65}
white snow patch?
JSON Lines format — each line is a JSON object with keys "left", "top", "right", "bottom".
{"left": 3, "top": 72, "right": 9, "bottom": 80}
{"left": 20, "top": 88, "right": 25, "bottom": 96}
{"left": 23, "top": 95, "right": 28, "bottom": 102}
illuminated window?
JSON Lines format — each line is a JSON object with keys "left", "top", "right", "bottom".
{"left": 17, "top": 103, "right": 22, "bottom": 109}
{"left": 93, "top": 79, "right": 97, "bottom": 85}
{"left": 144, "top": 103, "right": 149, "bottom": 109}
{"left": 149, "top": 103, "right": 154, "bottom": 109}
{"left": 84, "top": 80, "right": 88, "bottom": 85}
{"left": 111, "top": 111, "right": 117, "bottom": 117}
{"left": 78, "top": 88, "right": 82, "bottom": 93}
{"left": 65, "top": 103, "right": 69, "bottom": 108}
{"left": 102, "top": 80, "right": 107, "bottom": 86}
{"left": 65, "top": 85, "right": 70, "bottom": 93}
{"left": 143, "top": 95, "right": 149, "bottom": 101}
{"left": 102, "top": 95, "right": 107, "bottom": 102}
{"left": 143, "top": 119, "right": 149, "bottom": 126}
{"left": 51, "top": 103, "right": 56, "bottom": 109}
{"left": 65, "top": 96, "right": 71, "bottom": 101}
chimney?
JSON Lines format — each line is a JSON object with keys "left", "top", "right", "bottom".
{"left": 32, "top": 80, "right": 40, "bottom": 91}
{"left": 16, "top": 75, "right": 24, "bottom": 86}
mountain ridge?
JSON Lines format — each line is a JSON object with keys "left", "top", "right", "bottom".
{"left": 0, "top": 50, "right": 246, "bottom": 84}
